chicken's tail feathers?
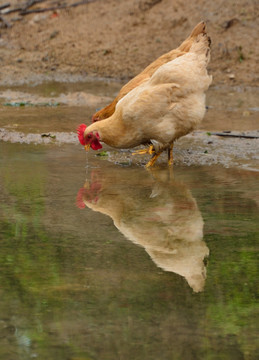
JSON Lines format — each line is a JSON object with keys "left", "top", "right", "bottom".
{"left": 178, "top": 21, "right": 207, "bottom": 52}
{"left": 189, "top": 21, "right": 206, "bottom": 38}
{"left": 189, "top": 33, "right": 211, "bottom": 64}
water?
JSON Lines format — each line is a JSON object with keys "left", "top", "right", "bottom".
{"left": 0, "top": 142, "right": 258, "bottom": 360}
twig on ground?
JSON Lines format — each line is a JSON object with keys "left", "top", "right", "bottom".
{"left": 22, "top": 0, "right": 47, "bottom": 11}
{"left": 20, "top": 0, "right": 97, "bottom": 15}
{"left": 2, "top": 6, "right": 23, "bottom": 15}
{"left": 0, "top": 3, "right": 10, "bottom": 11}
{"left": 211, "top": 132, "right": 259, "bottom": 139}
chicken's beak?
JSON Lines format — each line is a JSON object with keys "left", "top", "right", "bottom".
{"left": 84, "top": 144, "right": 91, "bottom": 151}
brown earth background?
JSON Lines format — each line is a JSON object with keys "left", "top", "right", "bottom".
{"left": 0, "top": 0, "right": 258, "bottom": 87}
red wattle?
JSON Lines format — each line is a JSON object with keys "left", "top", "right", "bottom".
{"left": 91, "top": 138, "right": 103, "bottom": 150}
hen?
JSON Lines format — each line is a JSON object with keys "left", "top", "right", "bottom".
{"left": 78, "top": 31, "right": 212, "bottom": 167}
{"left": 92, "top": 21, "right": 207, "bottom": 122}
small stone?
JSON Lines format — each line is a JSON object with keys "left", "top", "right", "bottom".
{"left": 228, "top": 73, "right": 235, "bottom": 80}
{"left": 50, "top": 30, "right": 59, "bottom": 40}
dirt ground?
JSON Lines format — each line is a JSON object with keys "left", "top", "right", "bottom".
{"left": 0, "top": 0, "right": 258, "bottom": 86}
{"left": 0, "top": 0, "right": 258, "bottom": 171}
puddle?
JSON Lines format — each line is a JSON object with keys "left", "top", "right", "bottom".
{"left": 0, "top": 142, "right": 258, "bottom": 359}
{"left": 0, "top": 81, "right": 258, "bottom": 171}
{"left": 0, "top": 78, "right": 123, "bottom": 98}
{"left": 0, "top": 82, "right": 258, "bottom": 133}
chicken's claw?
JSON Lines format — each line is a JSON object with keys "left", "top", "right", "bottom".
{"left": 145, "top": 151, "right": 163, "bottom": 168}
{"left": 133, "top": 145, "right": 154, "bottom": 156}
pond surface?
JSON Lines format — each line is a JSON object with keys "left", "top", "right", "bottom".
{"left": 1, "top": 82, "right": 259, "bottom": 134}
{"left": 0, "top": 142, "right": 258, "bottom": 360}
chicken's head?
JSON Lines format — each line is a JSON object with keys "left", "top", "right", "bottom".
{"left": 77, "top": 124, "right": 102, "bottom": 151}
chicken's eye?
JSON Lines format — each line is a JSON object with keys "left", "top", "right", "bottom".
{"left": 87, "top": 134, "right": 92, "bottom": 139}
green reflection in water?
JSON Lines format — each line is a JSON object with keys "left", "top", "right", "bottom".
{"left": 0, "top": 143, "right": 258, "bottom": 360}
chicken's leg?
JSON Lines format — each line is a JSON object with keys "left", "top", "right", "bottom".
{"left": 168, "top": 143, "right": 174, "bottom": 166}
{"left": 146, "top": 150, "right": 163, "bottom": 168}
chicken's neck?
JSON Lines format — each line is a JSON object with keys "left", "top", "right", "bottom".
{"left": 86, "top": 111, "right": 127, "bottom": 148}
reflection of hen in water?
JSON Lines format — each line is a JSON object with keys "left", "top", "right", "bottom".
{"left": 77, "top": 167, "right": 209, "bottom": 292}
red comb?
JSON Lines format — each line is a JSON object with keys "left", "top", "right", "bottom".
{"left": 77, "top": 124, "right": 87, "bottom": 145}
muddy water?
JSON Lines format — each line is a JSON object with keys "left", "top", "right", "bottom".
{"left": 0, "top": 79, "right": 122, "bottom": 134}
{"left": 0, "top": 82, "right": 259, "bottom": 133}
{"left": 0, "top": 142, "right": 258, "bottom": 360}
{"left": 0, "top": 81, "right": 258, "bottom": 172}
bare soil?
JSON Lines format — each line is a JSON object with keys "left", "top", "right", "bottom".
{"left": 0, "top": 0, "right": 258, "bottom": 171}
{"left": 0, "top": 0, "right": 258, "bottom": 86}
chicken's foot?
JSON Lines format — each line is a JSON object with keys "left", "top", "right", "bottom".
{"left": 168, "top": 143, "right": 174, "bottom": 166}
{"left": 145, "top": 150, "right": 163, "bottom": 168}
{"left": 132, "top": 145, "right": 154, "bottom": 156}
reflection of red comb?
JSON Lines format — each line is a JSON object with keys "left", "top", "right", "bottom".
{"left": 77, "top": 124, "right": 87, "bottom": 145}
{"left": 76, "top": 172, "right": 102, "bottom": 208}
{"left": 76, "top": 188, "right": 86, "bottom": 209}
